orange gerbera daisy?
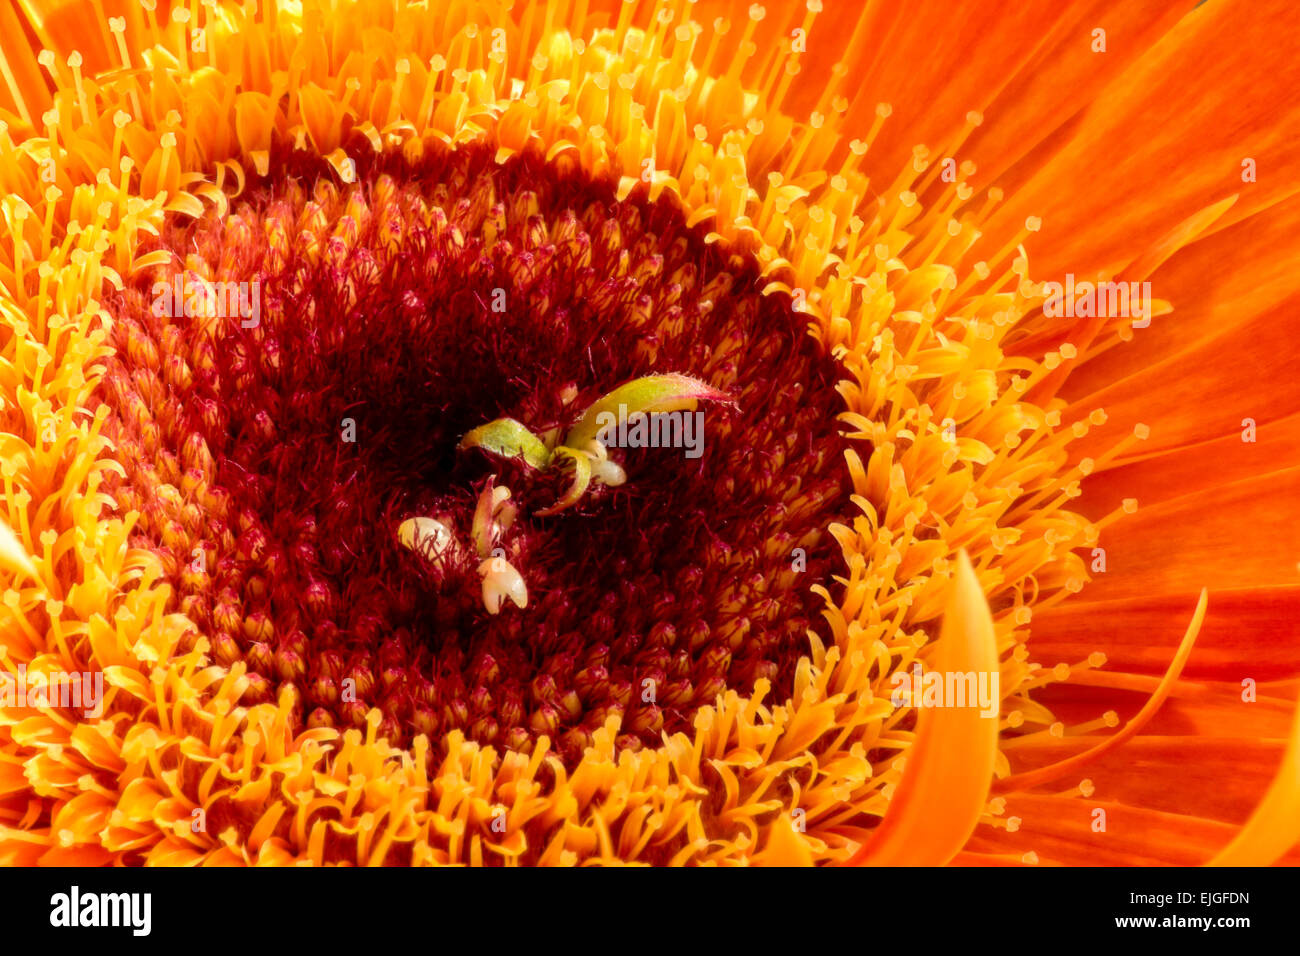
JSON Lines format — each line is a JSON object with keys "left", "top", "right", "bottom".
{"left": 0, "top": 0, "right": 1297, "bottom": 867}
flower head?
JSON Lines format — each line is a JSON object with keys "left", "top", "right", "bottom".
{"left": 1, "top": 0, "right": 1297, "bottom": 867}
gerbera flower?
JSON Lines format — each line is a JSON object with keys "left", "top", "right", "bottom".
{"left": 0, "top": 0, "right": 1297, "bottom": 867}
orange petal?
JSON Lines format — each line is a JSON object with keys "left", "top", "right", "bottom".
{"left": 985, "top": 0, "right": 1300, "bottom": 279}
{"left": 847, "top": 1, "right": 1190, "bottom": 187}
{"left": 995, "top": 736, "right": 1289, "bottom": 827}
{"left": 752, "top": 814, "right": 814, "bottom": 867}
{"left": 1207, "top": 685, "right": 1300, "bottom": 865}
{"left": 995, "top": 590, "right": 1206, "bottom": 793}
{"left": 970, "top": 797, "right": 1247, "bottom": 867}
{"left": 1032, "top": 587, "right": 1300, "bottom": 682}
{"left": 1080, "top": 413, "right": 1300, "bottom": 517}
{"left": 0, "top": 0, "right": 47, "bottom": 124}
{"left": 1079, "top": 471, "right": 1300, "bottom": 601}
{"left": 844, "top": 550, "right": 999, "bottom": 865}
{"left": 1065, "top": 304, "right": 1300, "bottom": 466}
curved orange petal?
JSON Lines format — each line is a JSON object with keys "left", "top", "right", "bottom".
{"left": 845, "top": 550, "right": 999, "bottom": 866}
{"left": 1208, "top": 684, "right": 1300, "bottom": 865}
{"left": 995, "top": 589, "right": 1206, "bottom": 793}
{"left": 752, "top": 813, "right": 815, "bottom": 867}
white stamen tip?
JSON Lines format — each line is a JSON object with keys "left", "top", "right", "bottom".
{"left": 398, "top": 516, "right": 455, "bottom": 559}
{"left": 479, "top": 557, "right": 528, "bottom": 614}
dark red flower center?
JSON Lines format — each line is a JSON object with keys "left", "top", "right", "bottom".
{"left": 98, "top": 145, "right": 851, "bottom": 763}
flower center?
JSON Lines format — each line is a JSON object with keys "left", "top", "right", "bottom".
{"left": 97, "top": 146, "right": 852, "bottom": 762}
